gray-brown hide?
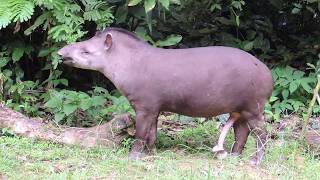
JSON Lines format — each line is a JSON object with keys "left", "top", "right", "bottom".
{"left": 58, "top": 27, "right": 273, "bottom": 165}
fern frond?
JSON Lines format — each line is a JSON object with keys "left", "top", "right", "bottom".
{"left": 0, "top": 0, "right": 35, "bottom": 29}
{"left": 0, "top": 8, "right": 11, "bottom": 29}
{"left": 8, "top": 0, "right": 35, "bottom": 22}
{"left": 83, "top": 10, "right": 102, "bottom": 21}
{"left": 48, "top": 24, "right": 86, "bottom": 43}
{"left": 82, "top": 0, "right": 114, "bottom": 29}
{"left": 34, "top": 0, "right": 65, "bottom": 10}
{"left": 24, "top": 11, "right": 51, "bottom": 35}
{"left": 52, "top": 4, "right": 82, "bottom": 24}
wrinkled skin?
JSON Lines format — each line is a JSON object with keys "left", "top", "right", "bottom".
{"left": 58, "top": 27, "right": 273, "bottom": 165}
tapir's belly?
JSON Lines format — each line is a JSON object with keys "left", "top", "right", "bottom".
{"left": 166, "top": 106, "right": 227, "bottom": 118}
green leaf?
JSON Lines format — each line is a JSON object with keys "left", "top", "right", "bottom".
{"left": 290, "top": 100, "right": 303, "bottom": 111}
{"left": 301, "top": 81, "right": 313, "bottom": 93}
{"left": 91, "top": 96, "right": 107, "bottom": 106}
{"left": 38, "top": 48, "right": 51, "bottom": 57}
{"left": 269, "top": 96, "right": 278, "bottom": 102}
{"left": 291, "top": 7, "right": 301, "bottom": 14}
{"left": 115, "top": 6, "right": 128, "bottom": 24}
{"left": 128, "top": 0, "right": 143, "bottom": 6}
{"left": 12, "top": 48, "right": 24, "bottom": 62}
{"left": 79, "top": 99, "right": 93, "bottom": 111}
{"left": 159, "top": 0, "right": 170, "bottom": 9}
{"left": 243, "top": 41, "right": 254, "bottom": 51}
{"left": 170, "top": 0, "right": 181, "bottom": 5}
{"left": 44, "top": 97, "right": 62, "bottom": 108}
{"left": 144, "top": 0, "right": 156, "bottom": 12}
{"left": 93, "top": 86, "right": 109, "bottom": 94}
{"left": 155, "top": 35, "right": 182, "bottom": 47}
{"left": 289, "top": 82, "right": 298, "bottom": 93}
{"left": 307, "top": 63, "right": 316, "bottom": 69}
{"left": 235, "top": 15, "right": 240, "bottom": 26}
{"left": 284, "top": 103, "right": 293, "bottom": 110}
{"left": 282, "top": 89, "right": 289, "bottom": 99}
{"left": 0, "top": 57, "right": 9, "bottom": 68}
{"left": 210, "top": 3, "right": 222, "bottom": 11}
{"left": 231, "top": 1, "right": 245, "bottom": 10}
{"left": 54, "top": 112, "right": 65, "bottom": 123}
{"left": 63, "top": 104, "right": 78, "bottom": 116}
{"left": 292, "top": 70, "right": 304, "bottom": 79}
{"left": 135, "top": 27, "right": 155, "bottom": 44}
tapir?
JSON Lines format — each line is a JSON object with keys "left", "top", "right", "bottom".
{"left": 58, "top": 27, "right": 273, "bottom": 165}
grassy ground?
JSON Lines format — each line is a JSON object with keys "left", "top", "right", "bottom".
{"left": 0, "top": 121, "right": 320, "bottom": 180}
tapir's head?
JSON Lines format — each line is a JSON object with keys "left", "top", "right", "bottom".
{"left": 58, "top": 27, "right": 148, "bottom": 72}
{"left": 57, "top": 30, "right": 114, "bottom": 71}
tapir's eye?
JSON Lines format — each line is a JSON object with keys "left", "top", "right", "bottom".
{"left": 81, "top": 49, "right": 90, "bottom": 55}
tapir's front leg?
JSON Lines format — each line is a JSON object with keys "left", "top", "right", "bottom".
{"left": 129, "top": 109, "right": 159, "bottom": 160}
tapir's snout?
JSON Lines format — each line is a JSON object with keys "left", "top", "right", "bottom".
{"left": 57, "top": 46, "right": 68, "bottom": 57}
{"left": 57, "top": 45, "right": 75, "bottom": 65}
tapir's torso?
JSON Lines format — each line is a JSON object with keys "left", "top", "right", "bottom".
{"left": 117, "top": 46, "right": 273, "bottom": 117}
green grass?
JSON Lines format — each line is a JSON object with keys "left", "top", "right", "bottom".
{"left": 0, "top": 121, "right": 320, "bottom": 179}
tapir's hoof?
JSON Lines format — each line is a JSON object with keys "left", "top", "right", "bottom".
{"left": 212, "top": 145, "right": 224, "bottom": 153}
{"left": 128, "top": 151, "right": 147, "bottom": 161}
{"left": 216, "top": 150, "right": 228, "bottom": 160}
{"left": 249, "top": 157, "right": 261, "bottom": 167}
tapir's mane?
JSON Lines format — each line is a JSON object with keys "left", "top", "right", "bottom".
{"left": 96, "top": 27, "right": 144, "bottom": 42}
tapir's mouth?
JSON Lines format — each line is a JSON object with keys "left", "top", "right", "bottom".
{"left": 62, "top": 58, "right": 74, "bottom": 65}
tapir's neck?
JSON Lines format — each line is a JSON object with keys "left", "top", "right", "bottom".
{"left": 100, "top": 40, "right": 153, "bottom": 92}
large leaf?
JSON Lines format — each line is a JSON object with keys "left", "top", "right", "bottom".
{"left": 63, "top": 103, "right": 78, "bottom": 116}
{"left": 269, "top": 96, "right": 279, "bottom": 102}
{"left": 291, "top": 7, "right": 301, "bottom": 14}
{"left": 281, "top": 89, "right": 289, "bottom": 99}
{"left": 159, "top": 0, "right": 170, "bottom": 9}
{"left": 243, "top": 41, "right": 254, "bottom": 51}
{"left": 91, "top": 96, "right": 107, "bottom": 106}
{"left": 54, "top": 112, "right": 65, "bottom": 123}
{"left": 79, "top": 99, "right": 93, "bottom": 111}
{"left": 289, "top": 81, "right": 298, "bottom": 93}
{"left": 0, "top": 57, "right": 9, "bottom": 68}
{"left": 135, "top": 27, "right": 155, "bottom": 44}
{"left": 144, "top": 0, "right": 156, "bottom": 12}
{"left": 128, "top": 0, "right": 143, "bottom": 6}
{"left": 155, "top": 35, "right": 182, "bottom": 47}
{"left": 301, "top": 80, "right": 313, "bottom": 93}
{"left": 115, "top": 5, "right": 128, "bottom": 24}
{"left": 12, "top": 48, "right": 24, "bottom": 62}
{"left": 170, "top": 0, "right": 181, "bottom": 5}
{"left": 44, "top": 96, "right": 62, "bottom": 109}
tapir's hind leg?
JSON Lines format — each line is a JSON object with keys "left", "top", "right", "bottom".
{"left": 212, "top": 113, "right": 240, "bottom": 153}
{"left": 231, "top": 118, "right": 250, "bottom": 155}
{"left": 242, "top": 111, "right": 268, "bottom": 166}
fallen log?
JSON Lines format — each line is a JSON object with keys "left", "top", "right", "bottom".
{"left": 307, "top": 130, "right": 320, "bottom": 146}
{"left": 0, "top": 105, "right": 134, "bottom": 148}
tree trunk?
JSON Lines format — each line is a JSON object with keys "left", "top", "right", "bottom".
{"left": 0, "top": 105, "right": 134, "bottom": 148}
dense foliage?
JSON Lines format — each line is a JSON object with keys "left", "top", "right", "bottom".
{"left": 0, "top": 0, "right": 319, "bottom": 126}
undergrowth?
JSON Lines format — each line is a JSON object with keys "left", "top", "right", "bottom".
{"left": 1, "top": 118, "right": 320, "bottom": 179}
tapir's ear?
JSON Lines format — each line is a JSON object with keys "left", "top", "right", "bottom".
{"left": 104, "top": 33, "right": 113, "bottom": 50}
